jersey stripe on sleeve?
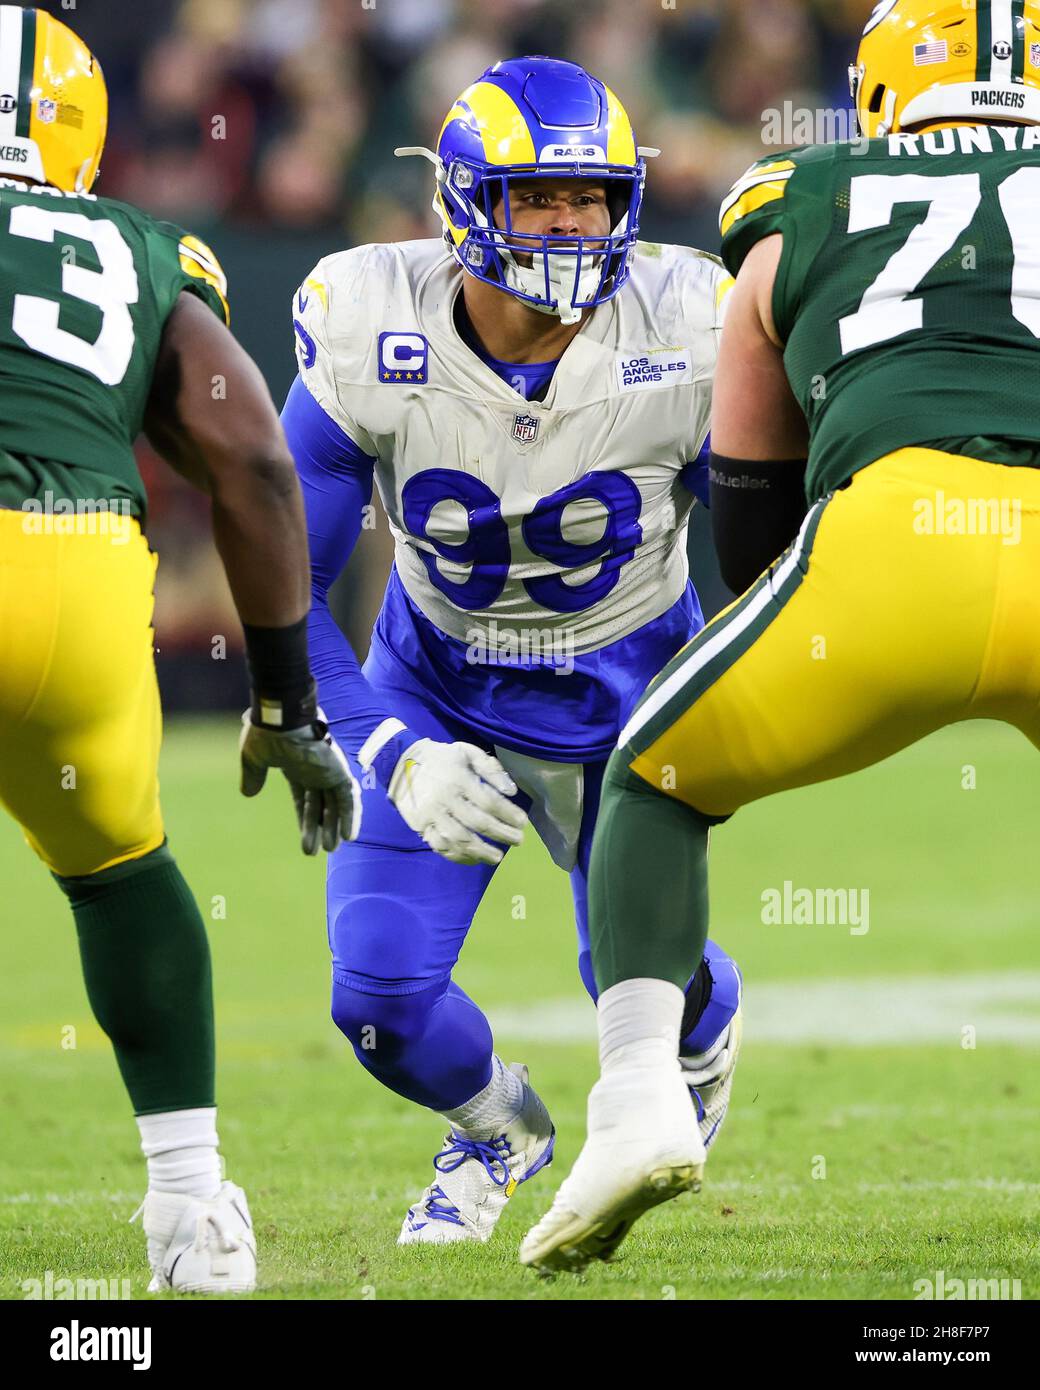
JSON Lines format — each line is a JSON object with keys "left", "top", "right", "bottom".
{"left": 719, "top": 161, "right": 795, "bottom": 238}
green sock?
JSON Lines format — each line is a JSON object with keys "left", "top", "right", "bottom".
{"left": 589, "top": 753, "right": 714, "bottom": 994}
{"left": 55, "top": 845, "right": 215, "bottom": 1115}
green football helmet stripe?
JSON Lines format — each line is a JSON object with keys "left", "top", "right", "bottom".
{"left": 15, "top": 5, "right": 35, "bottom": 140}
{"left": 1012, "top": 0, "right": 1027, "bottom": 83}
{"left": 977, "top": 0, "right": 993, "bottom": 82}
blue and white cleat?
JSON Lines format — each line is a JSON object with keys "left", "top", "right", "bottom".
{"left": 680, "top": 942, "right": 743, "bottom": 1170}
{"left": 398, "top": 1063, "right": 555, "bottom": 1245}
{"left": 681, "top": 1007, "right": 742, "bottom": 1176}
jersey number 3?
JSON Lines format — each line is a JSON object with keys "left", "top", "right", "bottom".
{"left": 839, "top": 169, "right": 1040, "bottom": 355}
{"left": 8, "top": 205, "right": 139, "bottom": 386}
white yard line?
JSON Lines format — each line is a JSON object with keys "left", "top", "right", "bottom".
{"left": 488, "top": 971, "right": 1040, "bottom": 1045}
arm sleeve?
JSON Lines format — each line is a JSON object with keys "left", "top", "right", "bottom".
{"left": 679, "top": 261, "right": 733, "bottom": 509}
{"left": 281, "top": 374, "right": 402, "bottom": 761}
{"left": 708, "top": 452, "right": 807, "bottom": 595}
{"left": 680, "top": 434, "right": 712, "bottom": 508}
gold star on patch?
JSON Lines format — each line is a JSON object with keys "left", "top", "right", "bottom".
{"left": 382, "top": 371, "right": 391, "bottom": 380}
{"left": 395, "top": 372, "right": 402, "bottom": 380}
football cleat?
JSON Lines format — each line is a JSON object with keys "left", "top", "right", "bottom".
{"left": 519, "top": 1057, "right": 703, "bottom": 1273}
{"left": 680, "top": 942, "right": 743, "bottom": 1159}
{"left": 682, "top": 1006, "right": 743, "bottom": 1161}
{"left": 132, "top": 1180, "right": 257, "bottom": 1294}
{"left": 398, "top": 1063, "right": 555, "bottom": 1245}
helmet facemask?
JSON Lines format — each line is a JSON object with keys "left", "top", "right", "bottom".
{"left": 434, "top": 157, "right": 645, "bottom": 325}
{"left": 396, "top": 56, "right": 655, "bottom": 321}
{"left": 460, "top": 165, "right": 640, "bottom": 324}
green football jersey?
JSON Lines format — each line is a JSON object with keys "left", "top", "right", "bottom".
{"left": 0, "top": 178, "right": 229, "bottom": 518}
{"left": 719, "top": 125, "right": 1040, "bottom": 503}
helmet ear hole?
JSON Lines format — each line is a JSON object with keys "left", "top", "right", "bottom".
{"left": 869, "top": 83, "right": 887, "bottom": 114}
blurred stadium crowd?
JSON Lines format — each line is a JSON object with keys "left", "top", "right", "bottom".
{"left": 69, "top": 0, "right": 869, "bottom": 238}
{"left": 41, "top": 0, "right": 873, "bottom": 706}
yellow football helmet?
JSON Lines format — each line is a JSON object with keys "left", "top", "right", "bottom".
{"left": 0, "top": 5, "right": 107, "bottom": 192}
{"left": 851, "top": 0, "right": 1040, "bottom": 137}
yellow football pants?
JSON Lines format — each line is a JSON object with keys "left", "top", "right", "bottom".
{"left": 621, "top": 448, "right": 1040, "bottom": 816}
{"left": 0, "top": 508, "right": 165, "bottom": 876}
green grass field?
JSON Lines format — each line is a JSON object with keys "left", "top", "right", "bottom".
{"left": 1, "top": 717, "right": 1038, "bottom": 1300}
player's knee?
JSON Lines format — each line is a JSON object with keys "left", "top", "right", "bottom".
{"left": 330, "top": 975, "right": 448, "bottom": 1059}
{"left": 53, "top": 840, "right": 176, "bottom": 902}
{"left": 328, "top": 891, "right": 445, "bottom": 986}
{"left": 607, "top": 743, "right": 732, "bottom": 826}
{"left": 44, "top": 823, "right": 167, "bottom": 882}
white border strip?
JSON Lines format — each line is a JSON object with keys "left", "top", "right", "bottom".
{"left": 489, "top": 971, "right": 1040, "bottom": 1046}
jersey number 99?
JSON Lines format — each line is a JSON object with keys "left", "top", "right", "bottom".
{"left": 401, "top": 468, "right": 644, "bottom": 614}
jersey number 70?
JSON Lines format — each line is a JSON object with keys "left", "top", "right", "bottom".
{"left": 839, "top": 169, "right": 1040, "bottom": 355}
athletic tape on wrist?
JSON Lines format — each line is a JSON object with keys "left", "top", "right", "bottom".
{"left": 358, "top": 718, "right": 419, "bottom": 791}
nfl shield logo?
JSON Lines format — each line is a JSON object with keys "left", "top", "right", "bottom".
{"left": 1031, "top": 41, "right": 1040, "bottom": 67}
{"left": 512, "top": 413, "right": 539, "bottom": 444}
{"left": 37, "top": 98, "right": 56, "bottom": 123}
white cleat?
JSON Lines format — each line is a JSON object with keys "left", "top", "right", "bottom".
{"left": 682, "top": 1004, "right": 743, "bottom": 1161}
{"left": 398, "top": 1063, "right": 555, "bottom": 1245}
{"left": 519, "top": 1059, "right": 704, "bottom": 1273}
{"left": 132, "top": 1180, "right": 257, "bottom": 1294}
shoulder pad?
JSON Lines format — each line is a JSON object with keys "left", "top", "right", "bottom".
{"left": 718, "top": 144, "right": 835, "bottom": 277}
{"left": 632, "top": 242, "right": 732, "bottom": 334}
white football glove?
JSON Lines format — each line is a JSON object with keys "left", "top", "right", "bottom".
{"left": 240, "top": 710, "right": 362, "bottom": 855}
{"left": 388, "top": 738, "right": 527, "bottom": 866}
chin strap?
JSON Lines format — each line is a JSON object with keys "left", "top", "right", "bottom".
{"left": 500, "top": 246, "right": 600, "bottom": 324}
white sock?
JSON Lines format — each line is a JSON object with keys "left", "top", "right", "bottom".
{"left": 441, "top": 1056, "right": 524, "bottom": 1139}
{"left": 597, "top": 978, "right": 686, "bottom": 1074}
{"left": 137, "top": 1106, "right": 222, "bottom": 1200}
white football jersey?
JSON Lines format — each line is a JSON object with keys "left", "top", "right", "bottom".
{"left": 293, "top": 238, "right": 727, "bottom": 657}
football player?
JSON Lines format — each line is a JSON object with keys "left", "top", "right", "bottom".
{"left": 523, "top": 0, "right": 1040, "bottom": 1270}
{"left": 0, "top": 8, "right": 360, "bottom": 1292}
{"left": 284, "top": 56, "right": 744, "bottom": 1243}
